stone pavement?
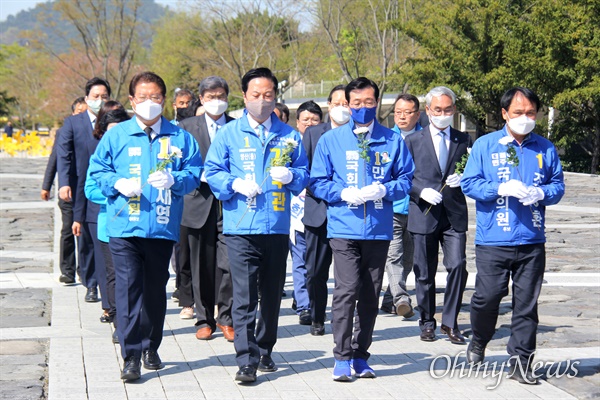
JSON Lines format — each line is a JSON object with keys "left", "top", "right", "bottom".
{"left": 0, "top": 157, "right": 599, "bottom": 400}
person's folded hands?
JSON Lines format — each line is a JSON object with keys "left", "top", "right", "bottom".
{"left": 114, "top": 178, "right": 142, "bottom": 197}
{"left": 147, "top": 170, "right": 175, "bottom": 190}
{"left": 341, "top": 186, "right": 365, "bottom": 205}
{"left": 269, "top": 166, "right": 293, "bottom": 185}
{"left": 360, "top": 182, "right": 387, "bottom": 201}
{"left": 420, "top": 188, "right": 443, "bottom": 205}
{"left": 232, "top": 178, "right": 262, "bottom": 198}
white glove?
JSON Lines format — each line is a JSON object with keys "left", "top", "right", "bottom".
{"left": 420, "top": 188, "right": 443, "bottom": 205}
{"left": 520, "top": 186, "right": 545, "bottom": 206}
{"left": 232, "top": 178, "right": 262, "bottom": 198}
{"left": 200, "top": 171, "right": 207, "bottom": 183}
{"left": 498, "top": 179, "right": 529, "bottom": 199}
{"left": 360, "top": 182, "right": 387, "bottom": 201}
{"left": 341, "top": 186, "right": 365, "bottom": 205}
{"left": 114, "top": 178, "right": 142, "bottom": 197}
{"left": 269, "top": 166, "right": 293, "bottom": 185}
{"left": 446, "top": 173, "right": 462, "bottom": 188}
{"left": 147, "top": 170, "right": 175, "bottom": 190}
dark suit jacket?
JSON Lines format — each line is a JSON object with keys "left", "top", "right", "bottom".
{"left": 56, "top": 111, "right": 100, "bottom": 223}
{"left": 42, "top": 129, "right": 77, "bottom": 192}
{"left": 302, "top": 122, "right": 333, "bottom": 228}
{"left": 405, "top": 126, "right": 473, "bottom": 234}
{"left": 179, "top": 114, "right": 234, "bottom": 229}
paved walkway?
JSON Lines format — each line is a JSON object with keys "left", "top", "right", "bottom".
{"left": 1, "top": 165, "right": 599, "bottom": 399}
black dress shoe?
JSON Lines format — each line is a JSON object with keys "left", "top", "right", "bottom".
{"left": 299, "top": 309, "right": 312, "bottom": 325}
{"left": 508, "top": 361, "right": 539, "bottom": 385}
{"left": 258, "top": 355, "right": 277, "bottom": 372}
{"left": 466, "top": 340, "right": 486, "bottom": 365}
{"left": 85, "top": 287, "right": 99, "bottom": 303}
{"left": 99, "top": 310, "right": 113, "bottom": 323}
{"left": 440, "top": 324, "right": 466, "bottom": 344}
{"left": 59, "top": 274, "right": 75, "bottom": 284}
{"left": 420, "top": 328, "right": 436, "bottom": 342}
{"left": 235, "top": 365, "right": 257, "bottom": 382}
{"left": 121, "top": 356, "right": 141, "bottom": 381}
{"left": 310, "top": 322, "right": 325, "bottom": 336}
{"left": 142, "top": 349, "right": 163, "bottom": 370}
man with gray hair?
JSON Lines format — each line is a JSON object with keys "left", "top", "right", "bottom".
{"left": 404, "top": 86, "right": 472, "bottom": 344}
{"left": 178, "top": 76, "right": 235, "bottom": 342}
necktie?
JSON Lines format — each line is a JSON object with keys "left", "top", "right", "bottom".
{"left": 258, "top": 124, "right": 265, "bottom": 144}
{"left": 210, "top": 122, "right": 218, "bottom": 142}
{"left": 438, "top": 130, "right": 448, "bottom": 171}
{"left": 144, "top": 126, "right": 153, "bottom": 142}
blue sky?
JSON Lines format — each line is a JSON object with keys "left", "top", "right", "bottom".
{"left": 0, "top": 0, "right": 185, "bottom": 22}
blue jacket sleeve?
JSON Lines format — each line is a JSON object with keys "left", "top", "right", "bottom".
{"left": 88, "top": 134, "right": 122, "bottom": 198}
{"left": 461, "top": 138, "right": 502, "bottom": 201}
{"left": 538, "top": 144, "right": 565, "bottom": 206}
{"left": 309, "top": 137, "right": 346, "bottom": 204}
{"left": 382, "top": 139, "right": 414, "bottom": 202}
{"left": 284, "top": 136, "right": 309, "bottom": 196}
{"left": 84, "top": 168, "right": 107, "bottom": 205}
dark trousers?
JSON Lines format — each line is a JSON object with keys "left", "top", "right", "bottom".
{"left": 226, "top": 234, "right": 288, "bottom": 368}
{"left": 180, "top": 212, "right": 232, "bottom": 330}
{"left": 57, "top": 198, "right": 76, "bottom": 279}
{"left": 382, "top": 213, "right": 414, "bottom": 309}
{"left": 99, "top": 240, "right": 116, "bottom": 319}
{"left": 79, "top": 221, "right": 97, "bottom": 289}
{"left": 329, "top": 238, "right": 389, "bottom": 360}
{"left": 471, "top": 244, "right": 545, "bottom": 365}
{"left": 290, "top": 230, "right": 309, "bottom": 313}
{"left": 411, "top": 216, "right": 467, "bottom": 331}
{"left": 89, "top": 222, "right": 108, "bottom": 308}
{"left": 109, "top": 237, "right": 173, "bottom": 359}
{"left": 305, "top": 222, "right": 332, "bottom": 324}
{"left": 175, "top": 240, "right": 194, "bottom": 307}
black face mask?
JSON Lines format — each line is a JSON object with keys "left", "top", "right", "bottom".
{"left": 176, "top": 101, "right": 198, "bottom": 121}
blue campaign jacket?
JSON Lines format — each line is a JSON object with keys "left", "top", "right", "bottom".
{"left": 391, "top": 123, "right": 422, "bottom": 215}
{"left": 309, "top": 121, "right": 415, "bottom": 240}
{"left": 84, "top": 168, "right": 108, "bottom": 242}
{"left": 461, "top": 127, "right": 565, "bottom": 246}
{"left": 88, "top": 117, "right": 202, "bottom": 241}
{"left": 204, "top": 111, "right": 309, "bottom": 235}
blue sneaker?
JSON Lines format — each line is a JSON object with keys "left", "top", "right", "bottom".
{"left": 351, "top": 358, "right": 375, "bottom": 378}
{"left": 332, "top": 359, "right": 352, "bottom": 381}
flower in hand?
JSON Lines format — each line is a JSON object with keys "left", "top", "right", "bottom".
{"left": 360, "top": 182, "right": 386, "bottom": 201}
{"left": 147, "top": 170, "right": 174, "bottom": 189}
{"left": 341, "top": 186, "right": 365, "bottom": 205}
{"left": 269, "top": 166, "right": 293, "bottom": 184}
{"left": 354, "top": 127, "right": 371, "bottom": 163}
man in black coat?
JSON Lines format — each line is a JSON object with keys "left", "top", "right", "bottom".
{"left": 302, "top": 84, "right": 350, "bottom": 336}
{"left": 178, "top": 76, "right": 235, "bottom": 342}
{"left": 404, "top": 86, "right": 472, "bottom": 344}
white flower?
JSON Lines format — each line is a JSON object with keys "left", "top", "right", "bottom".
{"left": 353, "top": 127, "right": 369, "bottom": 135}
{"left": 498, "top": 136, "right": 513, "bottom": 145}
{"left": 467, "top": 147, "right": 472, "bottom": 154}
{"left": 283, "top": 138, "right": 298, "bottom": 148}
{"left": 171, "top": 146, "right": 183, "bottom": 158}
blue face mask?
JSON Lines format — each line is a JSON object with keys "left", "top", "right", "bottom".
{"left": 351, "top": 106, "right": 377, "bottom": 124}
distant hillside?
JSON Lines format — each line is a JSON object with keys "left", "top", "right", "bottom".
{"left": 0, "top": 0, "right": 170, "bottom": 52}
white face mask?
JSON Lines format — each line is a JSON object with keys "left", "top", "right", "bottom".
{"left": 507, "top": 114, "right": 536, "bottom": 135}
{"left": 329, "top": 106, "right": 351, "bottom": 125}
{"left": 203, "top": 100, "right": 228, "bottom": 116}
{"left": 430, "top": 114, "right": 453, "bottom": 129}
{"left": 134, "top": 100, "right": 163, "bottom": 121}
{"left": 86, "top": 99, "right": 103, "bottom": 115}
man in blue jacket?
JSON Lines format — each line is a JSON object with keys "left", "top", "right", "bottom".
{"left": 204, "top": 67, "right": 309, "bottom": 383}
{"left": 461, "top": 87, "right": 565, "bottom": 384}
{"left": 310, "top": 77, "right": 414, "bottom": 381}
{"left": 89, "top": 71, "right": 202, "bottom": 382}
{"left": 381, "top": 93, "right": 422, "bottom": 318}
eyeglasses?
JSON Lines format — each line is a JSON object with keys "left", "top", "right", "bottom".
{"left": 134, "top": 95, "right": 164, "bottom": 104}
{"left": 394, "top": 110, "right": 418, "bottom": 116}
